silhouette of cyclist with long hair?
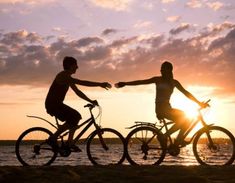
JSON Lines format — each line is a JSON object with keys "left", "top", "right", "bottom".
{"left": 45, "top": 56, "right": 111, "bottom": 151}
{"left": 115, "top": 61, "right": 208, "bottom": 145}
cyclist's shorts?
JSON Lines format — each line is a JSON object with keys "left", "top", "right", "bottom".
{"left": 46, "top": 103, "right": 81, "bottom": 127}
{"left": 155, "top": 102, "right": 186, "bottom": 123}
{"left": 155, "top": 102, "right": 172, "bottom": 119}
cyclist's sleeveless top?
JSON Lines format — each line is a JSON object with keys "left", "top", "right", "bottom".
{"left": 45, "top": 71, "right": 70, "bottom": 109}
{"left": 156, "top": 78, "right": 174, "bottom": 104}
{"left": 155, "top": 78, "right": 175, "bottom": 118}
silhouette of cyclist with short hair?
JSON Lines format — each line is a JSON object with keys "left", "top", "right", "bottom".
{"left": 45, "top": 56, "right": 111, "bottom": 151}
{"left": 115, "top": 61, "right": 208, "bottom": 145}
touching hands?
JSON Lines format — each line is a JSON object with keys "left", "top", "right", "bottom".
{"left": 100, "top": 81, "right": 126, "bottom": 89}
{"left": 115, "top": 82, "right": 125, "bottom": 88}
{"left": 101, "top": 82, "right": 112, "bottom": 90}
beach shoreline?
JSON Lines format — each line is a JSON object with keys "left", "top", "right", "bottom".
{"left": 1, "top": 165, "right": 235, "bottom": 183}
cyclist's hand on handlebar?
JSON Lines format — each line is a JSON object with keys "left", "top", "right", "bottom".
{"left": 101, "top": 82, "right": 112, "bottom": 90}
{"left": 199, "top": 101, "right": 210, "bottom": 109}
{"left": 91, "top": 100, "right": 99, "bottom": 106}
{"left": 115, "top": 82, "right": 125, "bottom": 88}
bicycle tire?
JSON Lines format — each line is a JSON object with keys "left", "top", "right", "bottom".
{"left": 193, "top": 126, "right": 235, "bottom": 165}
{"left": 125, "top": 126, "right": 166, "bottom": 165}
{"left": 15, "top": 127, "right": 57, "bottom": 166}
{"left": 86, "top": 128, "right": 126, "bottom": 165}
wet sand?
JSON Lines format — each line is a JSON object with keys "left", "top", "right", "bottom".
{"left": 0, "top": 165, "right": 235, "bottom": 183}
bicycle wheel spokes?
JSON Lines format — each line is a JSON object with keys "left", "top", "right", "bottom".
{"left": 193, "top": 126, "right": 235, "bottom": 165}
{"left": 126, "top": 126, "right": 166, "bottom": 165}
{"left": 87, "top": 128, "right": 125, "bottom": 165}
{"left": 15, "top": 127, "right": 57, "bottom": 166}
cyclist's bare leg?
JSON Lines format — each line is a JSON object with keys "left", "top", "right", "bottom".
{"left": 165, "top": 123, "right": 180, "bottom": 136}
{"left": 163, "top": 108, "right": 190, "bottom": 144}
{"left": 175, "top": 119, "right": 191, "bottom": 145}
{"left": 68, "top": 126, "right": 76, "bottom": 146}
{"left": 67, "top": 126, "right": 81, "bottom": 152}
{"left": 50, "top": 123, "right": 69, "bottom": 140}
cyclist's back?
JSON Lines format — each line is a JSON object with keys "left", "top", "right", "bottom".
{"left": 45, "top": 70, "right": 72, "bottom": 117}
{"left": 46, "top": 71, "right": 70, "bottom": 105}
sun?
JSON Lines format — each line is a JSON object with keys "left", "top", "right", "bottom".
{"left": 171, "top": 95, "right": 199, "bottom": 119}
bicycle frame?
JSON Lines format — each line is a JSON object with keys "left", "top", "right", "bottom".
{"left": 159, "top": 105, "right": 214, "bottom": 146}
{"left": 72, "top": 116, "right": 100, "bottom": 144}
{"left": 27, "top": 104, "right": 102, "bottom": 145}
{"left": 127, "top": 101, "right": 213, "bottom": 147}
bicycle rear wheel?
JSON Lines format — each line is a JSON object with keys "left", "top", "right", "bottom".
{"left": 87, "top": 128, "right": 126, "bottom": 165}
{"left": 193, "top": 126, "right": 235, "bottom": 165}
{"left": 15, "top": 127, "right": 57, "bottom": 166}
{"left": 125, "top": 126, "right": 166, "bottom": 165}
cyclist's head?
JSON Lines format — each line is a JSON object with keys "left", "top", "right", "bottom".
{"left": 161, "top": 61, "right": 173, "bottom": 81}
{"left": 63, "top": 56, "right": 78, "bottom": 71}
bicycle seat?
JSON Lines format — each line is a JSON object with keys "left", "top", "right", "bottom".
{"left": 157, "top": 118, "right": 175, "bottom": 125}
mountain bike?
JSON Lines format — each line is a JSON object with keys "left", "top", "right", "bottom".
{"left": 15, "top": 104, "right": 126, "bottom": 166}
{"left": 125, "top": 100, "right": 235, "bottom": 165}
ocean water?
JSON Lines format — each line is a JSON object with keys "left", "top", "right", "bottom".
{"left": 1, "top": 144, "right": 233, "bottom": 166}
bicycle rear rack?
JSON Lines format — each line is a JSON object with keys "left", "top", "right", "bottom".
{"left": 126, "top": 121, "right": 157, "bottom": 129}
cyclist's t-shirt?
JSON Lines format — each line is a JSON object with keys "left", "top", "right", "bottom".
{"left": 45, "top": 71, "right": 82, "bottom": 123}
{"left": 45, "top": 71, "right": 71, "bottom": 108}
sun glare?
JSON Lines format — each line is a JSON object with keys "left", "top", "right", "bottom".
{"left": 171, "top": 96, "right": 199, "bottom": 119}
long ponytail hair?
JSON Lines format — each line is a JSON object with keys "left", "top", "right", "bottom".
{"left": 160, "top": 61, "right": 173, "bottom": 82}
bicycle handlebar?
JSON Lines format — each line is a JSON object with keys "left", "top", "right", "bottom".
{"left": 204, "top": 99, "right": 211, "bottom": 104}
{"left": 84, "top": 103, "right": 94, "bottom": 108}
{"left": 199, "top": 99, "right": 211, "bottom": 111}
{"left": 84, "top": 103, "right": 99, "bottom": 109}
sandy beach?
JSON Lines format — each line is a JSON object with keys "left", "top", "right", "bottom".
{"left": 1, "top": 165, "right": 235, "bottom": 183}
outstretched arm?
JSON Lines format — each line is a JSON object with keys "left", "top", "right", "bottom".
{"left": 175, "top": 80, "right": 207, "bottom": 107}
{"left": 70, "top": 78, "right": 111, "bottom": 90}
{"left": 115, "top": 77, "right": 158, "bottom": 88}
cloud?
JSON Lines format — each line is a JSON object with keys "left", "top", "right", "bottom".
{"left": 0, "top": 0, "right": 56, "bottom": 5}
{"left": 186, "top": 0, "right": 224, "bottom": 11}
{"left": 186, "top": 0, "right": 203, "bottom": 9}
{"left": 166, "top": 16, "right": 181, "bottom": 22}
{"left": 72, "top": 37, "right": 104, "bottom": 48}
{"left": 101, "top": 28, "right": 118, "bottom": 36}
{"left": 89, "top": 0, "right": 133, "bottom": 11}
{"left": 134, "top": 20, "right": 153, "bottom": 29}
{"left": 206, "top": 1, "right": 224, "bottom": 11}
{"left": 161, "top": 0, "right": 175, "bottom": 4}
{"left": 1, "top": 23, "right": 235, "bottom": 97}
{"left": 0, "top": 30, "right": 42, "bottom": 45}
{"left": 170, "top": 23, "right": 194, "bottom": 35}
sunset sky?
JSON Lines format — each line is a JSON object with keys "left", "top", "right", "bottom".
{"left": 0, "top": 0, "right": 235, "bottom": 140}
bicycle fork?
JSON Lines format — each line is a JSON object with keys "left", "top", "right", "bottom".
{"left": 96, "top": 127, "right": 109, "bottom": 151}
{"left": 205, "top": 129, "right": 218, "bottom": 150}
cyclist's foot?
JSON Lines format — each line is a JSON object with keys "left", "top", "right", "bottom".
{"left": 46, "top": 137, "right": 58, "bottom": 151}
{"left": 70, "top": 144, "right": 82, "bottom": 152}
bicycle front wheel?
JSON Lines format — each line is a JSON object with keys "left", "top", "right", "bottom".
{"left": 87, "top": 128, "right": 126, "bottom": 165}
{"left": 15, "top": 127, "right": 57, "bottom": 166}
{"left": 125, "top": 126, "right": 166, "bottom": 165}
{"left": 193, "top": 126, "right": 235, "bottom": 165}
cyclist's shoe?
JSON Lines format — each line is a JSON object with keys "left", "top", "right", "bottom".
{"left": 70, "top": 144, "right": 82, "bottom": 152}
{"left": 46, "top": 137, "right": 58, "bottom": 151}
